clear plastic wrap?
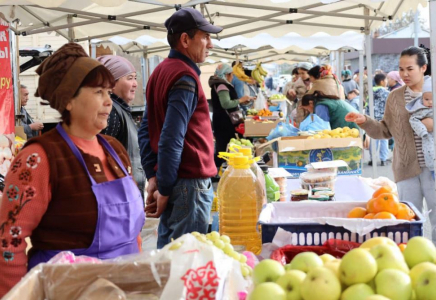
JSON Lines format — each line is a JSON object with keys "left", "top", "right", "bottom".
{"left": 3, "top": 234, "right": 251, "bottom": 300}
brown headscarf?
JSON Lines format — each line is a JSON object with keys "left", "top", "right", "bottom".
{"left": 35, "top": 43, "right": 102, "bottom": 114}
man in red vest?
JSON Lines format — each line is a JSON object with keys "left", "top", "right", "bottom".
{"left": 139, "top": 8, "right": 222, "bottom": 248}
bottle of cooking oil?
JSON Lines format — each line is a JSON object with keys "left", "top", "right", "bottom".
{"left": 219, "top": 156, "right": 263, "bottom": 254}
{"left": 216, "top": 152, "right": 242, "bottom": 202}
{"left": 237, "top": 147, "right": 267, "bottom": 205}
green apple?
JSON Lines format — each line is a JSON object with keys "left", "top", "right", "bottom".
{"left": 300, "top": 267, "right": 341, "bottom": 300}
{"left": 403, "top": 236, "right": 436, "bottom": 269}
{"left": 360, "top": 237, "right": 397, "bottom": 250}
{"left": 320, "top": 254, "right": 336, "bottom": 265}
{"left": 369, "top": 244, "right": 409, "bottom": 273}
{"left": 410, "top": 262, "right": 436, "bottom": 288}
{"left": 415, "top": 266, "right": 436, "bottom": 300}
{"left": 289, "top": 252, "right": 323, "bottom": 273}
{"left": 276, "top": 270, "right": 306, "bottom": 300}
{"left": 249, "top": 282, "right": 286, "bottom": 300}
{"left": 375, "top": 269, "right": 412, "bottom": 300}
{"left": 341, "top": 283, "right": 374, "bottom": 300}
{"left": 365, "top": 296, "right": 390, "bottom": 300}
{"left": 253, "top": 259, "right": 285, "bottom": 285}
{"left": 340, "top": 249, "right": 377, "bottom": 286}
{"left": 324, "top": 259, "right": 341, "bottom": 279}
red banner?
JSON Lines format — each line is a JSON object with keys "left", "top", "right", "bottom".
{"left": 0, "top": 19, "right": 15, "bottom": 182}
{"left": 0, "top": 20, "right": 14, "bottom": 135}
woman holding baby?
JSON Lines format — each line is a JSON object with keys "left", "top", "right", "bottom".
{"left": 345, "top": 46, "right": 436, "bottom": 242}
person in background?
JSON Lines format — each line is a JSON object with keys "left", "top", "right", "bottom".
{"left": 365, "top": 73, "right": 390, "bottom": 166}
{"left": 0, "top": 43, "right": 144, "bottom": 297}
{"left": 345, "top": 46, "right": 436, "bottom": 242}
{"left": 231, "top": 61, "right": 245, "bottom": 98}
{"left": 308, "top": 65, "right": 321, "bottom": 83}
{"left": 242, "top": 69, "right": 257, "bottom": 111}
{"left": 138, "top": 8, "right": 222, "bottom": 248}
{"left": 265, "top": 74, "right": 273, "bottom": 91}
{"left": 307, "top": 64, "right": 345, "bottom": 100}
{"left": 97, "top": 55, "right": 145, "bottom": 198}
{"left": 19, "top": 84, "right": 43, "bottom": 139}
{"left": 341, "top": 69, "right": 359, "bottom": 96}
{"left": 209, "top": 63, "right": 253, "bottom": 168}
{"left": 291, "top": 67, "right": 299, "bottom": 82}
{"left": 354, "top": 69, "right": 368, "bottom": 102}
{"left": 387, "top": 71, "right": 405, "bottom": 91}
{"left": 346, "top": 89, "right": 360, "bottom": 111}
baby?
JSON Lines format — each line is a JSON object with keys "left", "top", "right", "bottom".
{"left": 405, "top": 77, "right": 434, "bottom": 177}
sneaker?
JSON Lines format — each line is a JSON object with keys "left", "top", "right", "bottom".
{"left": 381, "top": 161, "right": 387, "bottom": 166}
{"left": 368, "top": 161, "right": 373, "bottom": 166}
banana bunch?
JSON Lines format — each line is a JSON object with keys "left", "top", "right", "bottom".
{"left": 252, "top": 63, "right": 268, "bottom": 85}
{"left": 232, "top": 62, "right": 252, "bottom": 82}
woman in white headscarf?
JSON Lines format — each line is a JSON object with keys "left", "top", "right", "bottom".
{"left": 208, "top": 63, "right": 253, "bottom": 168}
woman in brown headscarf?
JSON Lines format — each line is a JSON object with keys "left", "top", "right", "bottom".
{"left": 0, "top": 43, "right": 145, "bottom": 297}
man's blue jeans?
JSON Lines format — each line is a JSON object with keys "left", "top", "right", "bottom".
{"left": 157, "top": 178, "right": 213, "bottom": 249}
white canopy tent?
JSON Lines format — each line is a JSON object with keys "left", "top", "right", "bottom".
{"left": 0, "top": 0, "right": 429, "bottom": 179}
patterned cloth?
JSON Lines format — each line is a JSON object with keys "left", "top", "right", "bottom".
{"left": 366, "top": 86, "right": 389, "bottom": 121}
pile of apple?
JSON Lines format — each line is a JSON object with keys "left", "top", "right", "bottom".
{"left": 307, "top": 127, "right": 359, "bottom": 139}
{"left": 248, "top": 236, "right": 436, "bottom": 300}
{"left": 228, "top": 138, "right": 254, "bottom": 149}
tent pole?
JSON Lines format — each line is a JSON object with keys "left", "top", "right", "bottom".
{"left": 67, "top": 15, "right": 75, "bottom": 42}
{"left": 414, "top": 11, "right": 419, "bottom": 47}
{"left": 364, "top": 8, "right": 377, "bottom": 178}
{"left": 18, "top": 6, "right": 69, "bottom": 40}
{"left": 90, "top": 43, "right": 97, "bottom": 58}
{"left": 141, "top": 47, "right": 148, "bottom": 106}
{"left": 75, "top": 27, "right": 148, "bottom": 42}
{"left": 429, "top": 0, "right": 436, "bottom": 196}
{"left": 359, "top": 50, "right": 365, "bottom": 174}
{"left": 10, "top": 23, "right": 20, "bottom": 121}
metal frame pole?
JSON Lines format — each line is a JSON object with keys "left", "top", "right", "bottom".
{"left": 141, "top": 47, "right": 148, "bottom": 106}
{"left": 9, "top": 24, "right": 20, "bottom": 120}
{"left": 364, "top": 8, "right": 377, "bottom": 178}
{"left": 414, "top": 10, "right": 419, "bottom": 47}
{"left": 90, "top": 43, "right": 97, "bottom": 58}
{"left": 429, "top": 0, "right": 436, "bottom": 195}
{"left": 359, "top": 49, "right": 365, "bottom": 172}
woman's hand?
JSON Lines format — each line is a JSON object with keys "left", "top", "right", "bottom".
{"left": 345, "top": 112, "right": 366, "bottom": 125}
{"left": 363, "top": 135, "right": 370, "bottom": 150}
{"left": 422, "top": 118, "right": 434, "bottom": 133}
{"left": 239, "top": 95, "right": 252, "bottom": 104}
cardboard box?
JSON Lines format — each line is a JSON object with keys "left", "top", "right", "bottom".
{"left": 14, "top": 126, "right": 27, "bottom": 140}
{"left": 3, "top": 261, "right": 170, "bottom": 300}
{"left": 256, "top": 137, "right": 362, "bottom": 176}
{"left": 244, "top": 118, "right": 281, "bottom": 137}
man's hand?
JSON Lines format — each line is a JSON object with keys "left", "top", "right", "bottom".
{"left": 287, "top": 89, "right": 296, "bottom": 98}
{"left": 30, "top": 122, "right": 44, "bottom": 130}
{"left": 344, "top": 112, "right": 366, "bottom": 125}
{"left": 145, "top": 177, "right": 158, "bottom": 207}
{"left": 422, "top": 118, "right": 434, "bottom": 133}
{"left": 145, "top": 190, "right": 169, "bottom": 218}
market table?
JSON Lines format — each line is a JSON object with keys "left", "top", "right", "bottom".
{"left": 285, "top": 175, "right": 374, "bottom": 202}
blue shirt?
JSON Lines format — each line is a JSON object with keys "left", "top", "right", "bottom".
{"left": 231, "top": 75, "right": 245, "bottom": 99}
{"left": 315, "top": 104, "right": 330, "bottom": 122}
{"left": 138, "top": 49, "right": 199, "bottom": 196}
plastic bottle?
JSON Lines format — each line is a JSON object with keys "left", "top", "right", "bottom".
{"left": 216, "top": 152, "right": 243, "bottom": 202}
{"left": 237, "top": 147, "right": 267, "bottom": 204}
{"left": 219, "top": 156, "right": 263, "bottom": 254}
{"left": 261, "top": 165, "right": 281, "bottom": 202}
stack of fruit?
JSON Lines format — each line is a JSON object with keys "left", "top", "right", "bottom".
{"left": 169, "top": 231, "right": 254, "bottom": 278}
{"left": 248, "top": 235, "right": 436, "bottom": 300}
{"left": 257, "top": 109, "right": 273, "bottom": 117}
{"left": 347, "top": 186, "right": 416, "bottom": 220}
{"left": 252, "top": 63, "right": 268, "bottom": 85}
{"left": 228, "top": 137, "right": 254, "bottom": 149}
{"left": 307, "top": 127, "right": 360, "bottom": 139}
{"left": 233, "top": 62, "right": 252, "bottom": 83}
{"left": 247, "top": 108, "right": 259, "bottom": 116}
{"left": 270, "top": 94, "right": 287, "bottom": 100}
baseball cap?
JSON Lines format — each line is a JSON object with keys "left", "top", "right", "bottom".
{"left": 165, "top": 8, "right": 223, "bottom": 34}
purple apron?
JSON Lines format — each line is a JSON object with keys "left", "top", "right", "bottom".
{"left": 28, "top": 124, "right": 145, "bottom": 270}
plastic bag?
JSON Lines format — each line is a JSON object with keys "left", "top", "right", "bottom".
{"left": 299, "top": 113, "right": 331, "bottom": 131}
{"left": 266, "top": 117, "right": 299, "bottom": 140}
{"left": 254, "top": 88, "right": 268, "bottom": 110}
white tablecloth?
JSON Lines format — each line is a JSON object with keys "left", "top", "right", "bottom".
{"left": 285, "top": 175, "right": 374, "bottom": 202}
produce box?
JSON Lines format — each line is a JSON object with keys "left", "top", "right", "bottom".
{"left": 255, "top": 136, "right": 362, "bottom": 176}
{"left": 3, "top": 261, "right": 170, "bottom": 300}
{"left": 258, "top": 201, "right": 423, "bottom": 245}
{"left": 244, "top": 118, "right": 281, "bottom": 137}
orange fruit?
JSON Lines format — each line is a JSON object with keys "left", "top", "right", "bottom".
{"left": 366, "top": 198, "right": 377, "bottom": 214}
{"left": 398, "top": 244, "right": 407, "bottom": 252}
{"left": 374, "top": 212, "right": 396, "bottom": 219}
{"left": 395, "top": 203, "right": 416, "bottom": 220}
{"left": 347, "top": 207, "right": 367, "bottom": 218}
{"left": 373, "top": 193, "right": 400, "bottom": 215}
{"left": 364, "top": 213, "right": 375, "bottom": 219}
{"left": 373, "top": 185, "right": 393, "bottom": 199}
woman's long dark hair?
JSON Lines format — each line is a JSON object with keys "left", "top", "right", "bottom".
{"left": 400, "top": 44, "right": 431, "bottom": 76}
{"left": 308, "top": 65, "right": 321, "bottom": 80}
{"left": 301, "top": 93, "right": 319, "bottom": 106}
